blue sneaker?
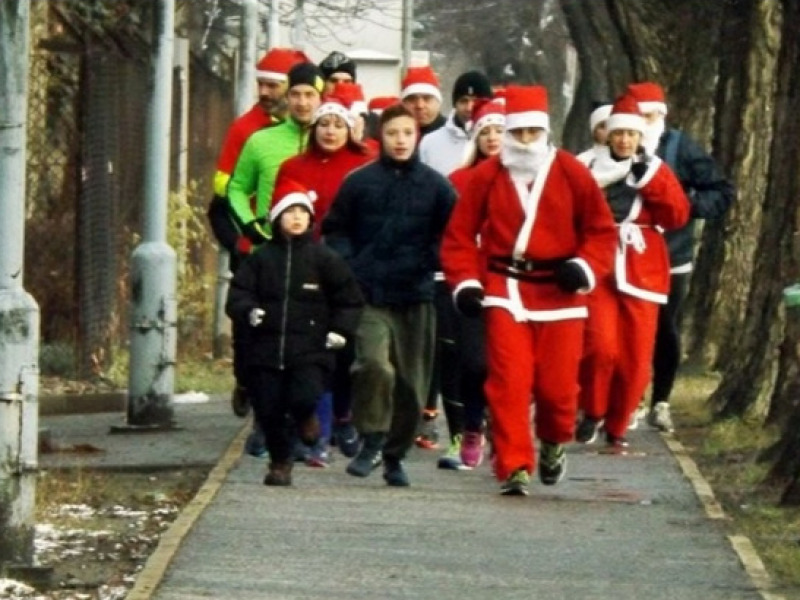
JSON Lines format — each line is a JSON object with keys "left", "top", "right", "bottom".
{"left": 244, "top": 427, "right": 268, "bottom": 459}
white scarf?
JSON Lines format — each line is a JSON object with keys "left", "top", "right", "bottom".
{"left": 501, "top": 132, "right": 550, "bottom": 185}
{"left": 641, "top": 118, "right": 665, "bottom": 155}
{"left": 590, "top": 146, "right": 632, "bottom": 188}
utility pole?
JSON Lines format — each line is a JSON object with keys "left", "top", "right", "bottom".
{"left": 121, "top": 0, "right": 178, "bottom": 430}
{"left": 402, "top": 0, "right": 414, "bottom": 69}
{"left": 211, "top": 0, "right": 259, "bottom": 359}
{"left": 0, "top": 0, "right": 41, "bottom": 570}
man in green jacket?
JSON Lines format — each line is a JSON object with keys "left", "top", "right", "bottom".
{"left": 227, "top": 62, "right": 325, "bottom": 244}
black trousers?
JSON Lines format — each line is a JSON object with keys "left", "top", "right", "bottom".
{"left": 247, "top": 364, "right": 326, "bottom": 463}
{"left": 651, "top": 272, "right": 690, "bottom": 407}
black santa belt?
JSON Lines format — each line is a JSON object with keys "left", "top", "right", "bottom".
{"left": 488, "top": 255, "right": 568, "bottom": 284}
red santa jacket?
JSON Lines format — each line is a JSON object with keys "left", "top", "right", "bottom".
{"left": 441, "top": 149, "right": 617, "bottom": 322}
{"left": 213, "top": 104, "right": 274, "bottom": 197}
{"left": 590, "top": 149, "right": 690, "bottom": 303}
{"left": 274, "top": 144, "right": 375, "bottom": 238}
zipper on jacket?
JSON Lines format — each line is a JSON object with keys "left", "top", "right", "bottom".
{"left": 278, "top": 241, "right": 292, "bottom": 370}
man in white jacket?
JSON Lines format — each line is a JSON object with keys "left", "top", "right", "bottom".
{"left": 419, "top": 70, "right": 494, "bottom": 176}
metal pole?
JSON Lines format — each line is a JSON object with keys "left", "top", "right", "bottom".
{"left": 0, "top": 0, "right": 41, "bottom": 570}
{"left": 211, "top": 0, "right": 258, "bottom": 359}
{"left": 402, "top": 0, "right": 414, "bottom": 69}
{"left": 269, "top": 0, "right": 280, "bottom": 48}
{"left": 123, "top": 0, "right": 178, "bottom": 429}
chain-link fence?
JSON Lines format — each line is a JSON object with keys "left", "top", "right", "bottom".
{"left": 26, "top": 1, "right": 234, "bottom": 378}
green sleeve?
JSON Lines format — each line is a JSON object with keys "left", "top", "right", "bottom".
{"left": 227, "top": 134, "right": 260, "bottom": 226}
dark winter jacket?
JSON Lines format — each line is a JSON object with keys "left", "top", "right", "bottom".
{"left": 321, "top": 152, "right": 456, "bottom": 307}
{"left": 225, "top": 230, "right": 364, "bottom": 371}
{"left": 657, "top": 128, "right": 735, "bottom": 269}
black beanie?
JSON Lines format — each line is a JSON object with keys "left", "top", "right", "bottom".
{"left": 287, "top": 63, "right": 325, "bottom": 94}
{"left": 319, "top": 51, "right": 357, "bottom": 81}
{"left": 451, "top": 71, "right": 493, "bottom": 105}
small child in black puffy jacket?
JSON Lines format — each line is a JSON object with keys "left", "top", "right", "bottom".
{"left": 226, "top": 179, "right": 364, "bottom": 486}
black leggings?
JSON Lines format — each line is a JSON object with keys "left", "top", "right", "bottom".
{"left": 651, "top": 272, "right": 689, "bottom": 407}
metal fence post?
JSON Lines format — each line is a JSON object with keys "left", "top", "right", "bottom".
{"left": 0, "top": 0, "right": 41, "bottom": 571}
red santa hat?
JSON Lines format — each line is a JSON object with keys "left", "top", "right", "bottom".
{"left": 255, "top": 48, "right": 310, "bottom": 82}
{"left": 270, "top": 178, "right": 317, "bottom": 222}
{"left": 400, "top": 66, "right": 442, "bottom": 102}
{"left": 468, "top": 97, "right": 506, "bottom": 139}
{"left": 504, "top": 85, "right": 550, "bottom": 131}
{"left": 626, "top": 82, "right": 668, "bottom": 116}
{"left": 589, "top": 102, "right": 613, "bottom": 132}
{"left": 332, "top": 81, "right": 368, "bottom": 116}
{"left": 606, "top": 93, "right": 645, "bottom": 133}
{"left": 312, "top": 94, "right": 355, "bottom": 129}
{"left": 367, "top": 96, "right": 399, "bottom": 115}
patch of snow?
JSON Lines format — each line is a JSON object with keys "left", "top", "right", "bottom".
{"left": 174, "top": 391, "right": 210, "bottom": 404}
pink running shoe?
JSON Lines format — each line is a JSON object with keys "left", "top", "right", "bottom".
{"left": 460, "top": 431, "right": 485, "bottom": 468}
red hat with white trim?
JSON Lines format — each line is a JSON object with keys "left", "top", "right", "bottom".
{"left": 400, "top": 66, "right": 442, "bottom": 102}
{"left": 606, "top": 93, "right": 645, "bottom": 133}
{"left": 626, "top": 82, "right": 668, "bottom": 116}
{"left": 367, "top": 96, "right": 399, "bottom": 115}
{"left": 255, "top": 48, "right": 310, "bottom": 82}
{"left": 270, "top": 178, "right": 317, "bottom": 222}
{"left": 468, "top": 97, "right": 506, "bottom": 138}
{"left": 504, "top": 85, "right": 549, "bottom": 131}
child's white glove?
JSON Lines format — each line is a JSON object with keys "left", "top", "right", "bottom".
{"left": 249, "top": 308, "right": 265, "bottom": 327}
{"left": 325, "top": 332, "right": 346, "bottom": 350}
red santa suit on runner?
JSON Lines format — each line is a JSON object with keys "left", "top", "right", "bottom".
{"left": 441, "top": 86, "right": 617, "bottom": 481}
{"left": 578, "top": 94, "right": 690, "bottom": 441}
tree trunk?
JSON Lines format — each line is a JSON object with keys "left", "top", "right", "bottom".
{"left": 710, "top": 0, "right": 798, "bottom": 421}
{"left": 684, "top": 0, "right": 781, "bottom": 369}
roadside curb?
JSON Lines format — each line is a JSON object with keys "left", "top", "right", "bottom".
{"left": 125, "top": 419, "right": 251, "bottom": 600}
{"left": 663, "top": 434, "right": 784, "bottom": 600}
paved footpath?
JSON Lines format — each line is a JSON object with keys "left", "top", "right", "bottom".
{"left": 72, "top": 397, "right": 780, "bottom": 600}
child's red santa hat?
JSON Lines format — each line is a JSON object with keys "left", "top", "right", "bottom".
{"left": 626, "top": 82, "right": 668, "bottom": 116}
{"left": 313, "top": 94, "right": 356, "bottom": 129}
{"left": 367, "top": 95, "right": 399, "bottom": 116}
{"left": 256, "top": 48, "right": 310, "bottom": 82}
{"left": 606, "top": 93, "right": 645, "bottom": 133}
{"left": 504, "top": 85, "right": 550, "bottom": 132}
{"left": 462, "top": 98, "right": 506, "bottom": 166}
{"left": 270, "top": 178, "right": 317, "bottom": 222}
{"left": 589, "top": 102, "right": 613, "bottom": 133}
{"left": 400, "top": 66, "right": 442, "bottom": 102}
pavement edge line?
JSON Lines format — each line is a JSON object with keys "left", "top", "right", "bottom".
{"left": 663, "top": 434, "right": 784, "bottom": 600}
{"left": 124, "top": 419, "right": 251, "bottom": 600}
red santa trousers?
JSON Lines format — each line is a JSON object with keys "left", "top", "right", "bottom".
{"left": 578, "top": 277, "right": 660, "bottom": 439}
{"left": 484, "top": 307, "right": 585, "bottom": 481}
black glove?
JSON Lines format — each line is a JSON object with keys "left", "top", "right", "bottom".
{"left": 630, "top": 155, "right": 651, "bottom": 181}
{"left": 242, "top": 220, "right": 269, "bottom": 245}
{"left": 554, "top": 261, "right": 589, "bottom": 293}
{"left": 454, "top": 286, "right": 485, "bottom": 318}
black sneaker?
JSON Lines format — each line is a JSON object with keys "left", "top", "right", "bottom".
{"left": 383, "top": 456, "right": 410, "bottom": 487}
{"left": 500, "top": 468, "right": 530, "bottom": 496}
{"left": 538, "top": 441, "right": 566, "bottom": 485}
{"left": 231, "top": 385, "right": 250, "bottom": 417}
{"left": 575, "top": 416, "right": 602, "bottom": 444}
{"left": 346, "top": 447, "right": 382, "bottom": 477}
{"left": 333, "top": 420, "right": 361, "bottom": 458}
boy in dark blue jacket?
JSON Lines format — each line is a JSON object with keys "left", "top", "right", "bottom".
{"left": 226, "top": 179, "right": 364, "bottom": 486}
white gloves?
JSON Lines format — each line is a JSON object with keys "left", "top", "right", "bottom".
{"left": 249, "top": 308, "right": 265, "bottom": 327}
{"left": 325, "top": 332, "right": 346, "bottom": 350}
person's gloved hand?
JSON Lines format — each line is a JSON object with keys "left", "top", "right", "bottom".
{"left": 454, "top": 286, "right": 485, "bottom": 318}
{"left": 554, "top": 261, "right": 590, "bottom": 293}
{"left": 630, "top": 154, "right": 651, "bottom": 181}
{"left": 242, "top": 220, "right": 269, "bottom": 245}
{"left": 325, "top": 332, "right": 347, "bottom": 350}
{"left": 249, "top": 308, "right": 266, "bottom": 327}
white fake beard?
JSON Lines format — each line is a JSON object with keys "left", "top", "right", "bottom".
{"left": 590, "top": 146, "right": 632, "bottom": 188}
{"left": 500, "top": 132, "right": 550, "bottom": 183}
{"left": 641, "top": 118, "right": 665, "bottom": 155}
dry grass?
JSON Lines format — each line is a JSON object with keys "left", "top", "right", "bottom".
{"left": 670, "top": 369, "right": 800, "bottom": 596}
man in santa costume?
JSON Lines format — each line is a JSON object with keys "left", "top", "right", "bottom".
{"left": 440, "top": 85, "right": 617, "bottom": 496}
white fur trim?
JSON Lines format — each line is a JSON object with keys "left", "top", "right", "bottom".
{"left": 637, "top": 101, "right": 668, "bottom": 116}
{"left": 670, "top": 262, "right": 693, "bottom": 274}
{"left": 256, "top": 70, "right": 288, "bottom": 82}
{"left": 482, "top": 296, "right": 588, "bottom": 321}
{"left": 313, "top": 102, "right": 355, "bottom": 128}
{"left": 569, "top": 258, "right": 595, "bottom": 294}
{"left": 589, "top": 105, "right": 612, "bottom": 132}
{"left": 350, "top": 101, "right": 368, "bottom": 115}
{"left": 606, "top": 113, "right": 645, "bottom": 133}
{"left": 512, "top": 147, "right": 557, "bottom": 259}
{"left": 401, "top": 82, "right": 442, "bottom": 102}
{"left": 471, "top": 113, "right": 505, "bottom": 138}
{"left": 506, "top": 111, "right": 549, "bottom": 131}
{"left": 614, "top": 250, "right": 668, "bottom": 304}
{"left": 627, "top": 155, "right": 663, "bottom": 189}
{"left": 270, "top": 191, "right": 316, "bottom": 221}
